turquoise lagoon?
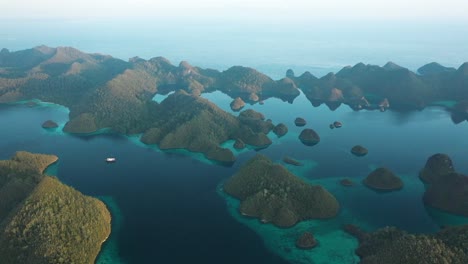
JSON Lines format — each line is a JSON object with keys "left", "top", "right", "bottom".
{"left": 1, "top": 90, "right": 468, "bottom": 263}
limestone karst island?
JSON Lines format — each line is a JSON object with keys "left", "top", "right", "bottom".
{"left": 1, "top": 39, "right": 468, "bottom": 264}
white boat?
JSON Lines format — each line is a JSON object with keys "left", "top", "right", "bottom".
{"left": 106, "top": 157, "right": 116, "bottom": 163}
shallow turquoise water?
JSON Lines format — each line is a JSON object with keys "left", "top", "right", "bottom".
{"left": 97, "top": 196, "right": 126, "bottom": 264}
{"left": 170, "top": 90, "right": 468, "bottom": 262}
{"left": 218, "top": 186, "right": 360, "bottom": 264}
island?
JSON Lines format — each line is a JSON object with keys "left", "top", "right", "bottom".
{"left": 293, "top": 61, "right": 468, "bottom": 112}
{"left": 0, "top": 151, "right": 111, "bottom": 264}
{"left": 419, "top": 153, "right": 455, "bottom": 184}
{"left": 298, "top": 128, "right": 320, "bottom": 146}
{"left": 0, "top": 45, "right": 467, "bottom": 160}
{"left": 419, "top": 153, "right": 468, "bottom": 216}
{"left": 1, "top": 44, "right": 468, "bottom": 264}
{"left": 294, "top": 117, "right": 307, "bottom": 127}
{"left": 272, "top": 123, "right": 288, "bottom": 137}
{"left": 332, "top": 121, "right": 342, "bottom": 128}
{"left": 42, "top": 119, "right": 59, "bottom": 128}
{"left": 351, "top": 145, "right": 368, "bottom": 156}
{"left": 283, "top": 156, "right": 303, "bottom": 166}
{"left": 223, "top": 154, "right": 339, "bottom": 227}
{"left": 363, "top": 167, "right": 403, "bottom": 191}
{"left": 344, "top": 224, "right": 468, "bottom": 264}
{"left": 295, "top": 232, "right": 318, "bottom": 249}
{"left": 140, "top": 91, "right": 274, "bottom": 164}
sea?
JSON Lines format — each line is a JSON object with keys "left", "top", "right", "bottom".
{"left": 1, "top": 18, "right": 468, "bottom": 264}
{"left": 1, "top": 19, "right": 468, "bottom": 78}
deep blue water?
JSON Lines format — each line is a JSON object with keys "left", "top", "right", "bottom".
{"left": 1, "top": 93, "right": 468, "bottom": 263}
{"left": 0, "top": 102, "right": 287, "bottom": 264}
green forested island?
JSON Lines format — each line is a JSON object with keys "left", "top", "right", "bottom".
{"left": 345, "top": 224, "right": 468, "bottom": 263}
{"left": 224, "top": 155, "right": 339, "bottom": 227}
{"left": 1, "top": 46, "right": 468, "bottom": 263}
{"left": 0, "top": 151, "right": 111, "bottom": 264}
{"left": 2, "top": 46, "right": 467, "bottom": 163}
{"left": 140, "top": 91, "right": 274, "bottom": 163}
{"left": 419, "top": 154, "right": 468, "bottom": 217}
{"left": 1, "top": 46, "right": 468, "bottom": 139}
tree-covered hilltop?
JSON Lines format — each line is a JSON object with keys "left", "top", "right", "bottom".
{"left": 215, "top": 66, "right": 300, "bottom": 103}
{"left": 419, "top": 153, "right": 468, "bottom": 217}
{"left": 0, "top": 151, "right": 58, "bottom": 222}
{"left": 0, "top": 152, "right": 111, "bottom": 264}
{"left": 224, "top": 154, "right": 339, "bottom": 227}
{"left": 141, "top": 91, "right": 274, "bottom": 164}
{"left": 0, "top": 151, "right": 58, "bottom": 176}
{"left": 345, "top": 224, "right": 468, "bottom": 264}
{"left": 289, "top": 61, "right": 468, "bottom": 111}
{"left": 1, "top": 46, "right": 468, "bottom": 136}
{"left": 0, "top": 46, "right": 298, "bottom": 134}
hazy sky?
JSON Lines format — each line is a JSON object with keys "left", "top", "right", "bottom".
{"left": 3, "top": 0, "right": 468, "bottom": 21}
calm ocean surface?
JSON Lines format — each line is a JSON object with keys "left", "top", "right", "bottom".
{"left": 0, "top": 102, "right": 288, "bottom": 264}
{"left": 1, "top": 92, "right": 468, "bottom": 263}
{"left": 1, "top": 19, "right": 468, "bottom": 78}
{"left": 1, "top": 20, "right": 468, "bottom": 263}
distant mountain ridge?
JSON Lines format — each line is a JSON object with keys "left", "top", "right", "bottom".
{"left": 417, "top": 62, "right": 456, "bottom": 75}
{"left": 1, "top": 45, "right": 467, "bottom": 137}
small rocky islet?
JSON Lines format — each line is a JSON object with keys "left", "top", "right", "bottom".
{"left": 42, "top": 119, "right": 59, "bottom": 128}
{"left": 298, "top": 128, "right": 320, "bottom": 146}
{"left": 294, "top": 117, "right": 307, "bottom": 127}
{"left": 272, "top": 123, "right": 288, "bottom": 137}
{"left": 363, "top": 167, "right": 403, "bottom": 191}
{"left": 351, "top": 145, "right": 368, "bottom": 156}
{"left": 295, "top": 232, "right": 318, "bottom": 249}
{"left": 332, "top": 121, "right": 342, "bottom": 128}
